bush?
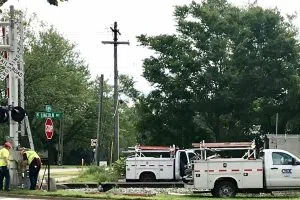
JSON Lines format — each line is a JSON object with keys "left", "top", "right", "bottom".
{"left": 112, "top": 157, "right": 126, "bottom": 177}
{"left": 75, "top": 165, "right": 118, "bottom": 182}
{"left": 73, "top": 158, "right": 127, "bottom": 182}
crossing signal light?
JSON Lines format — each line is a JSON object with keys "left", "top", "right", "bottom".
{"left": 47, "top": 0, "right": 58, "bottom": 6}
{"left": 0, "top": 107, "right": 8, "bottom": 123}
{"left": 11, "top": 106, "right": 25, "bottom": 123}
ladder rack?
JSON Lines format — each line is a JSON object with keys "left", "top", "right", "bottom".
{"left": 123, "top": 144, "right": 178, "bottom": 157}
{"left": 192, "top": 140, "right": 256, "bottom": 160}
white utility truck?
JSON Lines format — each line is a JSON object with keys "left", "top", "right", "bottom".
{"left": 184, "top": 141, "right": 300, "bottom": 197}
{"left": 125, "top": 145, "right": 196, "bottom": 182}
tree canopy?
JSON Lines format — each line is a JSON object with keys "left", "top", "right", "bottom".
{"left": 136, "top": 0, "right": 300, "bottom": 147}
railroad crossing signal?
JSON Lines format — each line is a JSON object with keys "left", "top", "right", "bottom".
{"left": 0, "top": 106, "right": 26, "bottom": 123}
{"left": 45, "top": 118, "right": 54, "bottom": 140}
{"left": 0, "top": 20, "right": 24, "bottom": 80}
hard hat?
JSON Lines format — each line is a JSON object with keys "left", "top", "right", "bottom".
{"left": 4, "top": 142, "right": 12, "bottom": 149}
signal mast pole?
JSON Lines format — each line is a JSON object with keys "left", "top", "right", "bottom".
{"left": 102, "top": 22, "right": 129, "bottom": 162}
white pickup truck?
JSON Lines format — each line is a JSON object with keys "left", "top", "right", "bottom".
{"left": 125, "top": 145, "right": 196, "bottom": 182}
{"left": 185, "top": 141, "right": 300, "bottom": 197}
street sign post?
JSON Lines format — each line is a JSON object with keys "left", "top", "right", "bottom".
{"left": 45, "top": 105, "right": 52, "bottom": 113}
{"left": 35, "top": 112, "right": 63, "bottom": 119}
{"left": 35, "top": 105, "right": 63, "bottom": 119}
{"left": 45, "top": 118, "right": 54, "bottom": 140}
{"left": 44, "top": 117, "right": 53, "bottom": 192}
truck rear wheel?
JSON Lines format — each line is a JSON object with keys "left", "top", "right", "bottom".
{"left": 215, "top": 181, "right": 236, "bottom": 198}
{"left": 140, "top": 173, "right": 156, "bottom": 182}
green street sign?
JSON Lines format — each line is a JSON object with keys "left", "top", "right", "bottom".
{"left": 35, "top": 112, "right": 63, "bottom": 119}
{"left": 45, "top": 105, "right": 52, "bottom": 112}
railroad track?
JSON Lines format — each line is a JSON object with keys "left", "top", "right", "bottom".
{"left": 99, "top": 181, "right": 185, "bottom": 192}
{"left": 57, "top": 181, "right": 185, "bottom": 192}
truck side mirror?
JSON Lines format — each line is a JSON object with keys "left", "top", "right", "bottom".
{"left": 292, "top": 158, "right": 298, "bottom": 165}
{"left": 295, "top": 159, "right": 300, "bottom": 165}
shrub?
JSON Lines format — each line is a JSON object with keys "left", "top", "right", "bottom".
{"left": 73, "top": 158, "right": 127, "bottom": 182}
{"left": 75, "top": 165, "right": 118, "bottom": 182}
{"left": 112, "top": 157, "right": 126, "bottom": 177}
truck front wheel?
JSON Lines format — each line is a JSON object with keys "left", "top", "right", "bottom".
{"left": 215, "top": 181, "right": 236, "bottom": 198}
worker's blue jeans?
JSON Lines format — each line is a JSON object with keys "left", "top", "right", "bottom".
{"left": 0, "top": 166, "right": 10, "bottom": 191}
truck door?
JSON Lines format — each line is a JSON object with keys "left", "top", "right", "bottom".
{"left": 290, "top": 158, "right": 300, "bottom": 187}
{"left": 179, "top": 151, "right": 188, "bottom": 177}
{"left": 268, "top": 152, "right": 294, "bottom": 187}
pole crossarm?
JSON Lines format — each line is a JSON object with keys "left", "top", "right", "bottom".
{"left": 102, "top": 41, "right": 130, "bottom": 45}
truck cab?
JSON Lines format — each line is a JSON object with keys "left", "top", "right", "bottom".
{"left": 185, "top": 141, "right": 300, "bottom": 197}
{"left": 262, "top": 149, "right": 300, "bottom": 189}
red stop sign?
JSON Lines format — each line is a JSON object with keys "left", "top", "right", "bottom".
{"left": 45, "top": 118, "right": 54, "bottom": 140}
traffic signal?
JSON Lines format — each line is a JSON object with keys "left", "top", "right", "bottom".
{"left": 0, "top": 107, "right": 8, "bottom": 123}
{"left": 47, "top": 0, "right": 58, "bottom": 6}
{"left": 11, "top": 106, "right": 25, "bottom": 123}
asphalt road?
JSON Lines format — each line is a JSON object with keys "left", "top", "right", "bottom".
{"left": 38, "top": 167, "right": 84, "bottom": 183}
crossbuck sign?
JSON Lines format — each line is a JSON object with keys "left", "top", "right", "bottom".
{"left": 0, "top": 22, "right": 24, "bottom": 80}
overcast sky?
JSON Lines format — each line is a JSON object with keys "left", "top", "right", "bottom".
{"left": 2, "top": 0, "right": 300, "bottom": 94}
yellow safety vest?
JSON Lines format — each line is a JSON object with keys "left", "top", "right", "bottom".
{"left": 25, "top": 151, "right": 40, "bottom": 165}
{"left": 0, "top": 148, "right": 9, "bottom": 167}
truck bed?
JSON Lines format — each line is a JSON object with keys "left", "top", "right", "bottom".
{"left": 190, "top": 158, "right": 263, "bottom": 190}
{"left": 126, "top": 157, "right": 175, "bottom": 180}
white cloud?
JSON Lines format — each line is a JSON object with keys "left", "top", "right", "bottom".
{"left": 2, "top": 0, "right": 300, "bottom": 94}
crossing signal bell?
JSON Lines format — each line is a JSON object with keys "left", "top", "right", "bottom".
{"left": 0, "top": 106, "right": 26, "bottom": 123}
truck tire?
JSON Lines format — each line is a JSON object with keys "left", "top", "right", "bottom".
{"left": 140, "top": 173, "right": 156, "bottom": 182}
{"left": 211, "top": 188, "right": 218, "bottom": 197}
{"left": 215, "top": 181, "right": 236, "bottom": 198}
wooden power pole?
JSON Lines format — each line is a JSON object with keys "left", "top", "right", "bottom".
{"left": 102, "top": 22, "right": 129, "bottom": 162}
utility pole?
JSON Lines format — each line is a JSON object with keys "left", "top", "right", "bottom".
{"left": 8, "top": 5, "right": 19, "bottom": 147}
{"left": 95, "top": 74, "right": 104, "bottom": 166}
{"left": 102, "top": 22, "right": 129, "bottom": 162}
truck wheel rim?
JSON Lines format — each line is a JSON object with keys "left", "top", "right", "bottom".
{"left": 220, "top": 185, "right": 233, "bottom": 197}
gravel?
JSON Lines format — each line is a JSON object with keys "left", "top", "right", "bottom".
{"left": 66, "top": 187, "right": 194, "bottom": 195}
{"left": 65, "top": 187, "right": 300, "bottom": 198}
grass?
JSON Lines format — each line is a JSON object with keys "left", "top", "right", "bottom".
{"left": 71, "top": 166, "right": 118, "bottom": 183}
{"left": 2, "top": 189, "right": 300, "bottom": 200}
{"left": 29, "top": 165, "right": 300, "bottom": 199}
{"left": 50, "top": 165, "right": 84, "bottom": 168}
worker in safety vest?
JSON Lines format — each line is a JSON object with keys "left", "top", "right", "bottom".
{"left": 0, "top": 142, "right": 12, "bottom": 191}
{"left": 20, "top": 149, "right": 41, "bottom": 190}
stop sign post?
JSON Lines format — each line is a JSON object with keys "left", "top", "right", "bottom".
{"left": 45, "top": 118, "right": 54, "bottom": 140}
{"left": 44, "top": 117, "right": 54, "bottom": 192}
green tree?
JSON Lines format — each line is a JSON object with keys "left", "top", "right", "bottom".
{"left": 24, "top": 27, "right": 92, "bottom": 161}
{"left": 136, "top": 0, "right": 300, "bottom": 147}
